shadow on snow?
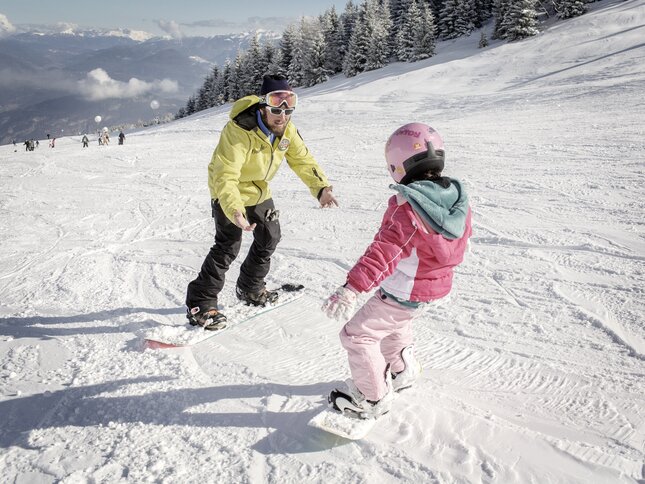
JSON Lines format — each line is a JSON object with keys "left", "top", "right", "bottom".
{"left": 0, "top": 376, "right": 348, "bottom": 453}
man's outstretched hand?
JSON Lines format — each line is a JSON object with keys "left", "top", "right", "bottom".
{"left": 319, "top": 186, "right": 339, "bottom": 208}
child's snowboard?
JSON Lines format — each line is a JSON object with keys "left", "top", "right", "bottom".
{"left": 308, "top": 407, "right": 378, "bottom": 440}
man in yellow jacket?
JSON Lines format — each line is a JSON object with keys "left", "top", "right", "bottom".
{"left": 186, "top": 74, "right": 337, "bottom": 329}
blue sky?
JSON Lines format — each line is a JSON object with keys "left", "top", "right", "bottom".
{"left": 0, "top": 0, "right": 349, "bottom": 36}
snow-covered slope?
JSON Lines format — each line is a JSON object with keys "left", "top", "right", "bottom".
{"left": 1, "top": 0, "right": 643, "bottom": 482}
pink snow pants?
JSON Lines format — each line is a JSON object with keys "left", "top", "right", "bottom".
{"left": 339, "top": 290, "right": 418, "bottom": 401}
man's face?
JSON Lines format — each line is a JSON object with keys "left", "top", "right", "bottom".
{"left": 261, "top": 106, "right": 292, "bottom": 137}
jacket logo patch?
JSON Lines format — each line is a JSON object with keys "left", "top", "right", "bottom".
{"left": 278, "top": 138, "right": 290, "bottom": 151}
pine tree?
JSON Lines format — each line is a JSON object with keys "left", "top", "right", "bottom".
{"left": 412, "top": 0, "right": 437, "bottom": 61}
{"left": 280, "top": 24, "right": 297, "bottom": 77}
{"left": 479, "top": 30, "right": 489, "bottom": 47}
{"left": 229, "top": 53, "right": 244, "bottom": 100}
{"left": 364, "top": 0, "right": 391, "bottom": 70}
{"left": 427, "top": 0, "right": 444, "bottom": 19}
{"left": 365, "top": 0, "right": 392, "bottom": 70}
{"left": 340, "top": 0, "right": 360, "bottom": 49}
{"left": 304, "top": 22, "right": 333, "bottom": 86}
{"left": 287, "top": 19, "right": 307, "bottom": 87}
{"left": 343, "top": 0, "right": 392, "bottom": 75}
{"left": 553, "top": 0, "right": 587, "bottom": 19}
{"left": 261, "top": 43, "right": 283, "bottom": 77}
{"left": 343, "top": 11, "right": 369, "bottom": 76}
{"left": 492, "top": 0, "right": 511, "bottom": 40}
{"left": 474, "top": 0, "right": 494, "bottom": 27}
{"left": 195, "top": 75, "right": 210, "bottom": 112}
{"left": 218, "top": 60, "right": 233, "bottom": 103}
{"left": 391, "top": 0, "right": 412, "bottom": 31}
{"left": 185, "top": 95, "right": 196, "bottom": 116}
{"left": 453, "top": 0, "right": 477, "bottom": 37}
{"left": 321, "top": 6, "right": 345, "bottom": 74}
{"left": 241, "top": 33, "right": 264, "bottom": 95}
{"left": 502, "top": 0, "right": 539, "bottom": 41}
{"left": 395, "top": 0, "right": 419, "bottom": 61}
{"left": 196, "top": 66, "right": 220, "bottom": 111}
{"left": 390, "top": 0, "right": 412, "bottom": 60}
{"left": 439, "top": 0, "right": 460, "bottom": 39}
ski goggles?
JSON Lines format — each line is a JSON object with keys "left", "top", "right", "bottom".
{"left": 262, "top": 90, "right": 298, "bottom": 109}
{"left": 267, "top": 106, "right": 295, "bottom": 116}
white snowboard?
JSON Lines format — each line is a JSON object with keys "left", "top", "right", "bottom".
{"left": 143, "top": 286, "right": 304, "bottom": 349}
{"left": 308, "top": 407, "right": 377, "bottom": 440}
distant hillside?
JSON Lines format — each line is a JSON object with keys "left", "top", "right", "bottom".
{"left": 0, "top": 31, "right": 280, "bottom": 144}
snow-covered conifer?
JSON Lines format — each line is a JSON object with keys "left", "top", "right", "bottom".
{"left": 554, "top": 0, "right": 587, "bottom": 19}
{"left": 240, "top": 34, "right": 264, "bottom": 95}
{"left": 412, "top": 0, "right": 437, "bottom": 60}
{"left": 304, "top": 22, "right": 333, "bottom": 86}
{"left": 321, "top": 6, "right": 345, "bottom": 74}
{"left": 395, "top": 0, "right": 419, "bottom": 61}
{"left": 453, "top": 0, "right": 477, "bottom": 37}
{"left": 280, "top": 24, "right": 297, "bottom": 77}
{"left": 439, "top": 0, "right": 460, "bottom": 39}
{"left": 287, "top": 19, "right": 307, "bottom": 87}
{"left": 479, "top": 30, "right": 489, "bottom": 47}
{"left": 340, "top": 0, "right": 360, "bottom": 49}
{"left": 501, "top": 0, "right": 539, "bottom": 41}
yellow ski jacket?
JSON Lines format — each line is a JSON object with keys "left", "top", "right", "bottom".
{"left": 208, "top": 95, "right": 330, "bottom": 222}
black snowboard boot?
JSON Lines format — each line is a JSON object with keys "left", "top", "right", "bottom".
{"left": 186, "top": 306, "right": 227, "bottom": 330}
{"left": 235, "top": 286, "right": 279, "bottom": 307}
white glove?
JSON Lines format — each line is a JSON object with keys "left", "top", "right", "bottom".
{"left": 322, "top": 285, "right": 357, "bottom": 321}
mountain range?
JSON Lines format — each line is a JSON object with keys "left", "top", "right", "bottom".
{"left": 0, "top": 29, "right": 279, "bottom": 144}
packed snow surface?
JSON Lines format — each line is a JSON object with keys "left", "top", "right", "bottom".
{"left": 1, "top": 1, "right": 644, "bottom": 482}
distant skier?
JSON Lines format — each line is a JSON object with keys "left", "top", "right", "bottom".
{"left": 118, "top": 131, "right": 125, "bottom": 145}
{"left": 185, "top": 74, "right": 337, "bottom": 330}
{"left": 81, "top": 134, "right": 89, "bottom": 148}
{"left": 322, "top": 123, "right": 472, "bottom": 419}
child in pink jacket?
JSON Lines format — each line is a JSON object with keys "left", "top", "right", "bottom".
{"left": 322, "top": 123, "right": 472, "bottom": 419}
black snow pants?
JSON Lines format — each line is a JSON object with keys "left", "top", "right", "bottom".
{"left": 185, "top": 198, "right": 281, "bottom": 310}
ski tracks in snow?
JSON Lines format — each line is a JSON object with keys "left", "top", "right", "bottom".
{"left": 2, "top": 4, "right": 645, "bottom": 480}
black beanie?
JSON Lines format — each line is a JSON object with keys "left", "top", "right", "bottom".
{"left": 260, "top": 74, "right": 292, "bottom": 95}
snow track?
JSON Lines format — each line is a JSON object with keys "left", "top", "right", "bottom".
{"left": 1, "top": 1, "right": 644, "bottom": 481}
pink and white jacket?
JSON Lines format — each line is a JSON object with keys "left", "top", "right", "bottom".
{"left": 346, "top": 179, "right": 472, "bottom": 303}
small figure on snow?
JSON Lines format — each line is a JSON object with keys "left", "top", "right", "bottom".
{"left": 321, "top": 123, "right": 472, "bottom": 419}
{"left": 82, "top": 134, "right": 89, "bottom": 148}
{"left": 118, "top": 131, "right": 125, "bottom": 145}
{"left": 185, "top": 74, "right": 337, "bottom": 330}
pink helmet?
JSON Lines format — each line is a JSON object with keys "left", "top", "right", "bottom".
{"left": 384, "top": 123, "right": 445, "bottom": 184}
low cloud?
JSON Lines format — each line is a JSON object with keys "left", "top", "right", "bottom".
{"left": 77, "top": 68, "right": 178, "bottom": 101}
{"left": 157, "top": 19, "right": 184, "bottom": 39}
{"left": 180, "top": 16, "right": 290, "bottom": 35}
{"left": 0, "top": 13, "right": 17, "bottom": 36}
